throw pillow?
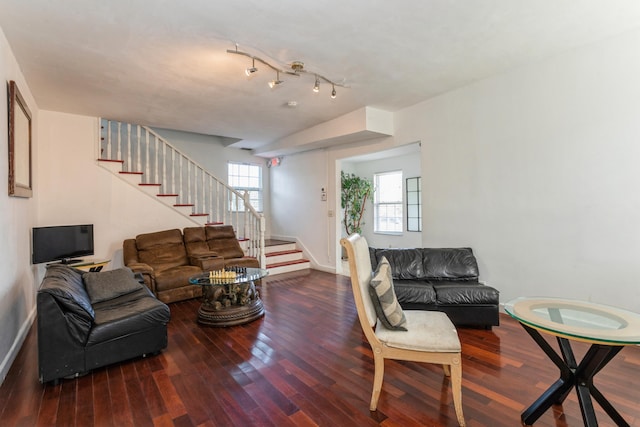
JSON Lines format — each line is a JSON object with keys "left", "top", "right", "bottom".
{"left": 369, "top": 256, "right": 408, "bottom": 331}
{"left": 83, "top": 267, "right": 144, "bottom": 304}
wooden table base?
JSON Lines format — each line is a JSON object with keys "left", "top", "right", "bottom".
{"left": 198, "top": 298, "right": 265, "bottom": 327}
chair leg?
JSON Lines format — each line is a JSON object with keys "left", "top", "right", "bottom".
{"left": 370, "top": 352, "right": 385, "bottom": 411}
{"left": 450, "top": 356, "right": 465, "bottom": 427}
{"left": 443, "top": 364, "right": 451, "bottom": 376}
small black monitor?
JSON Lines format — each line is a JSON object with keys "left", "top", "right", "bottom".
{"left": 32, "top": 224, "right": 94, "bottom": 264}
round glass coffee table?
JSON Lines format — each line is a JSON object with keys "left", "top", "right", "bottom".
{"left": 505, "top": 297, "right": 640, "bottom": 427}
{"left": 189, "top": 267, "right": 268, "bottom": 327}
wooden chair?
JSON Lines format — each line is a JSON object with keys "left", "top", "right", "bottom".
{"left": 341, "top": 234, "right": 465, "bottom": 426}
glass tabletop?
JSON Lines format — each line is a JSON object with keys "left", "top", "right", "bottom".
{"left": 504, "top": 297, "right": 640, "bottom": 344}
{"left": 189, "top": 267, "right": 268, "bottom": 286}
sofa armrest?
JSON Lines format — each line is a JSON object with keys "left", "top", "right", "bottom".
{"left": 125, "top": 262, "right": 157, "bottom": 294}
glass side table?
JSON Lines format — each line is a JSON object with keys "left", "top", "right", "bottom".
{"left": 505, "top": 297, "right": 640, "bottom": 427}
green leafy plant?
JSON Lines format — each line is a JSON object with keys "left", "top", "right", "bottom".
{"left": 341, "top": 171, "right": 373, "bottom": 235}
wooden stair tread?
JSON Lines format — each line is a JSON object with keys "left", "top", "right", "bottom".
{"left": 119, "top": 171, "right": 143, "bottom": 175}
{"left": 157, "top": 194, "right": 179, "bottom": 197}
{"left": 266, "top": 249, "right": 303, "bottom": 257}
{"left": 97, "top": 158, "right": 124, "bottom": 163}
{"left": 174, "top": 204, "right": 194, "bottom": 207}
{"left": 139, "top": 183, "right": 161, "bottom": 186}
{"left": 267, "top": 259, "right": 310, "bottom": 268}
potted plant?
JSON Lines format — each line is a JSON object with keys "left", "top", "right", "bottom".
{"left": 341, "top": 171, "right": 373, "bottom": 236}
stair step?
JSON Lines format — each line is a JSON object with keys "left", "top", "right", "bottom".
{"left": 265, "top": 242, "right": 297, "bottom": 254}
{"left": 190, "top": 213, "right": 209, "bottom": 217}
{"left": 266, "top": 249, "right": 304, "bottom": 265}
{"left": 156, "top": 194, "right": 178, "bottom": 206}
{"left": 97, "top": 159, "right": 125, "bottom": 174}
{"left": 119, "top": 171, "right": 143, "bottom": 175}
{"left": 205, "top": 222, "right": 224, "bottom": 226}
{"left": 139, "top": 183, "right": 162, "bottom": 196}
{"left": 267, "top": 259, "right": 311, "bottom": 275}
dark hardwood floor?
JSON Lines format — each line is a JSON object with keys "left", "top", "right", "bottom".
{"left": 1, "top": 269, "right": 639, "bottom": 426}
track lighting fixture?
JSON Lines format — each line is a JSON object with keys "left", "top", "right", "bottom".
{"left": 245, "top": 58, "right": 257, "bottom": 76}
{"left": 268, "top": 71, "right": 283, "bottom": 88}
{"left": 227, "top": 45, "right": 348, "bottom": 99}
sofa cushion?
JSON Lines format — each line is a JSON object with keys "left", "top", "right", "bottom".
{"left": 205, "top": 225, "right": 245, "bottom": 259}
{"left": 431, "top": 281, "right": 499, "bottom": 305}
{"left": 183, "top": 227, "right": 212, "bottom": 256}
{"left": 375, "top": 248, "right": 424, "bottom": 279}
{"left": 154, "top": 265, "right": 203, "bottom": 292}
{"left": 393, "top": 280, "right": 437, "bottom": 305}
{"left": 135, "top": 229, "right": 189, "bottom": 270}
{"left": 88, "top": 291, "right": 171, "bottom": 346}
{"left": 83, "top": 267, "right": 145, "bottom": 304}
{"left": 421, "top": 248, "right": 479, "bottom": 281}
{"left": 369, "top": 257, "right": 407, "bottom": 331}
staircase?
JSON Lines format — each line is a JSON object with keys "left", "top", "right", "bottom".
{"left": 98, "top": 119, "right": 266, "bottom": 268}
{"left": 265, "top": 239, "right": 311, "bottom": 275}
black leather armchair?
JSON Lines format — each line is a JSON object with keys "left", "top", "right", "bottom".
{"left": 37, "top": 264, "right": 170, "bottom": 384}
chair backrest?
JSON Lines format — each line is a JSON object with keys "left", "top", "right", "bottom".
{"left": 341, "top": 234, "right": 379, "bottom": 338}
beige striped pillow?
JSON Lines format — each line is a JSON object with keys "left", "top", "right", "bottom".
{"left": 369, "top": 256, "right": 407, "bottom": 331}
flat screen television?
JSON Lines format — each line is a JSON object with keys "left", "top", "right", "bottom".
{"left": 32, "top": 224, "right": 94, "bottom": 264}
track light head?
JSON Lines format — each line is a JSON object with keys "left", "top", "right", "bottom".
{"left": 331, "top": 85, "right": 337, "bottom": 99}
{"left": 268, "top": 71, "right": 283, "bottom": 88}
{"left": 245, "top": 58, "right": 257, "bottom": 76}
{"left": 313, "top": 76, "right": 320, "bottom": 93}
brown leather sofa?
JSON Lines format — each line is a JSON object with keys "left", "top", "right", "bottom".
{"left": 123, "top": 226, "right": 259, "bottom": 303}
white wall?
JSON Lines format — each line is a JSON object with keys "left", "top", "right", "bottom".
{"left": 270, "top": 149, "right": 333, "bottom": 269}
{"left": 37, "top": 112, "right": 203, "bottom": 269}
{"left": 0, "top": 27, "right": 39, "bottom": 384}
{"left": 396, "top": 28, "right": 640, "bottom": 311}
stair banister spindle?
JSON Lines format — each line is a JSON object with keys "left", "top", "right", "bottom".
{"left": 117, "top": 122, "right": 122, "bottom": 162}
{"left": 170, "top": 148, "right": 175, "bottom": 195}
{"left": 128, "top": 123, "right": 132, "bottom": 172}
{"left": 144, "top": 129, "right": 149, "bottom": 179}
{"left": 243, "top": 191, "right": 250, "bottom": 241}
{"left": 136, "top": 125, "right": 141, "bottom": 173}
{"left": 201, "top": 168, "right": 205, "bottom": 218}
{"left": 106, "top": 120, "right": 112, "bottom": 159}
{"left": 161, "top": 143, "right": 167, "bottom": 192}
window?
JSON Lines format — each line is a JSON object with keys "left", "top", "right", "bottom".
{"left": 374, "top": 171, "right": 403, "bottom": 233}
{"left": 227, "top": 162, "right": 263, "bottom": 212}
{"left": 406, "top": 177, "right": 422, "bottom": 232}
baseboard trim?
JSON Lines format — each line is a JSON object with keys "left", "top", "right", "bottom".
{"left": 0, "top": 306, "right": 36, "bottom": 386}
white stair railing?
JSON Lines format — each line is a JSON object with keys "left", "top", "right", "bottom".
{"left": 99, "top": 118, "right": 266, "bottom": 267}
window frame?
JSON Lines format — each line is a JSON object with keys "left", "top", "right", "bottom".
{"left": 373, "top": 170, "right": 403, "bottom": 234}
{"left": 227, "top": 161, "right": 263, "bottom": 213}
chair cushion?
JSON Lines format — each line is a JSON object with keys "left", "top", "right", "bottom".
{"left": 375, "top": 310, "right": 461, "bottom": 352}
{"left": 83, "top": 267, "right": 145, "bottom": 304}
{"left": 369, "top": 256, "right": 407, "bottom": 331}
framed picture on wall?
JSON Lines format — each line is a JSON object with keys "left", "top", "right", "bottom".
{"left": 8, "top": 80, "right": 33, "bottom": 198}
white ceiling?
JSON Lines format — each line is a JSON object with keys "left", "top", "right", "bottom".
{"left": 3, "top": 0, "right": 640, "bottom": 154}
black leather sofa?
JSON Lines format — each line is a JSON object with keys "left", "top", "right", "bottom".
{"left": 37, "top": 264, "right": 171, "bottom": 384}
{"left": 369, "top": 247, "right": 499, "bottom": 328}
